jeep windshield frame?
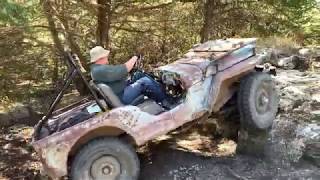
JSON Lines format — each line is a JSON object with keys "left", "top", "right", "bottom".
{"left": 32, "top": 52, "right": 107, "bottom": 141}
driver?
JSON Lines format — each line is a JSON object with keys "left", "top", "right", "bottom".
{"left": 89, "top": 46, "right": 168, "bottom": 105}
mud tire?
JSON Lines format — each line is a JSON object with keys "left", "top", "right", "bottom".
{"left": 70, "top": 137, "right": 140, "bottom": 180}
{"left": 238, "top": 72, "right": 278, "bottom": 130}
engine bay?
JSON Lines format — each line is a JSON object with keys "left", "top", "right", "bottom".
{"left": 152, "top": 70, "right": 185, "bottom": 99}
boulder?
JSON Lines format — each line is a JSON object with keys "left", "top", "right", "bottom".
{"left": 236, "top": 127, "right": 269, "bottom": 156}
{"left": 299, "top": 48, "right": 312, "bottom": 57}
{"left": 277, "top": 56, "right": 309, "bottom": 70}
{"left": 265, "top": 69, "right": 320, "bottom": 166}
{"left": 296, "top": 123, "right": 320, "bottom": 166}
{"left": 0, "top": 113, "right": 13, "bottom": 127}
{"left": 0, "top": 103, "right": 41, "bottom": 127}
{"left": 275, "top": 70, "right": 320, "bottom": 115}
{"left": 261, "top": 48, "right": 311, "bottom": 70}
{"left": 9, "top": 103, "right": 30, "bottom": 120}
{"left": 265, "top": 118, "right": 305, "bottom": 167}
{"left": 277, "top": 56, "right": 297, "bottom": 69}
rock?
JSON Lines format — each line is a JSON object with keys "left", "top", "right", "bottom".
{"left": 297, "top": 123, "right": 320, "bottom": 140}
{"left": 277, "top": 56, "right": 309, "bottom": 70}
{"left": 311, "top": 110, "right": 320, "bottom": 120}
{"left": 236, "top": 128, "right": 269, "bottom": 156}
{"left": 265, "top": 119, "right": 320, "bottom": 167}
{"left": 311, "top": 61, "right": 320, "bottom": 69}
{"left": 261, "top": 47, "right": 311, "bottom": 70}
{"left": 260, "top": 48, "right": 279, "bottom": 65}
{"left": 3, "top": 143, "right": 13, "bottom": 150}
{"left": 299, "top": 48, "right": 312, "bottom": 57}
{"left": 4, "top": 134, "right": 14, "bottom": 141}
{"left": 275, "top": 70, "right": 320, "bottom": 115}
{"left": 9, "top": 103, "right": 30, "bottom": 120}
{"left": 271, "top": 47, "right": 298, "bottom": 58}
{"left": 0, "top": 103, "right": 41, "bottom": 127}
{"left": 19, "top": 148, "right": 29, "bottom": 155}
{"left": 279, "top": 85, "right": 309, "bottom": 112}
{"left": 261, "top": 69, "right": 320, "bottom": 167}
{"left": 278, "top": 56, "right": 297, "bottom": 69}
{"left": 312, "top": 94, "right": 320, "bottom": 103}
{"left": 265, "top": 118, "right": 305, "bottom": 167}
{"left": 296, "top": 123, "right": 320, "bottom": 166}
{"left": 0, "top": 113, "right": 13, "bottom": 127}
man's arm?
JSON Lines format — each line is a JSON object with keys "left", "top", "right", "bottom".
{"left": 125, "top": 56, "right": 138, "bottom": 72}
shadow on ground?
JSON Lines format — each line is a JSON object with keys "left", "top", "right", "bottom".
{"left": 139, "top": 139, "right": 320, "bottom": 180}
{"left": 0, "top": 125, "right": 319, "bottom": 180}
{"left": 0, "top": 126, "right": 41, "bottom": 180}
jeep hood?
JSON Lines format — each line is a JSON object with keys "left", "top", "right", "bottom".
{"left": 157, "top": 38, "right": 257, "bottom": 88}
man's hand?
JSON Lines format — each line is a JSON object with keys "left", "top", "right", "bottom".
{"left": 125, "top": 55, "right": 138, "bottom": 72}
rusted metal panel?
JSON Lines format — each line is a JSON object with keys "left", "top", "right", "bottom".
{"left": 32, "top": 77, "right": 214, "bottom": 178}
{"left": 157, "top": 57, "right": 210, "bottom": 88}
{"left": 192, "top": 38, "right": 256, "bottom": 52}
{"left": 211, "top": 56, "right": 260, "bottom": 112}
{"left": 157, "top": 38, "right": 256, "bottom": 89}
{"left": 33, "top": 38, "right": 260, "bottom": 179}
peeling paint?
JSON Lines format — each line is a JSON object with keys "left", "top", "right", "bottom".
{"left": 32, "top": 38, "right": 261, "bottom": 179}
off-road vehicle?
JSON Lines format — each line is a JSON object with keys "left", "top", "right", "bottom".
{"left": 32, "top": 38, "right": 278, "bottom": 180}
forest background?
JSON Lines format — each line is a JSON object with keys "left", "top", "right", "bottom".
{"left": 1, "top": 0, "right": 319, "bottom": 113}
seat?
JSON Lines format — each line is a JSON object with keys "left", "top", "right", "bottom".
{"left": 137, "top": 99, "right": 164, "bottom": 115}
{"left": 89, "top": 80, "right": 144, "bottom": 108}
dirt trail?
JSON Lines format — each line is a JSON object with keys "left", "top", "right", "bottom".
{"left": 140, "top": 139, "right": 319, "bottom": 180}
{"left": 0, "top": 125, "right": 319, "bottom": 180}
{"left": 0, "top": 126, "right": 41, "bottom": 180}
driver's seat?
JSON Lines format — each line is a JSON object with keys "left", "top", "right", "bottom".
{"left": 89, "top": 80, "right": 144, "bottom": 108}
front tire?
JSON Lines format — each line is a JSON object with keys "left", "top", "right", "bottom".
{"left": 70, "top": 137, "right": 140, "bottom": 180}
{"left": 238, "top": 72, "right": 278, "bottom": 130}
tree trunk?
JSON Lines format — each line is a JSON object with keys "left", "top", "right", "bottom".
{"left": 58, "top": 14, "right": 90, "bottom": 95}
{"left": 200, "top": 0, "right": 219, "bottom": 42}
{"left": 42, "top": 0, "right": 89, "bottom": 95}
{"left": 58, "top": 13, "right": 88, "bottom": 70}
{"left": 41, "top": 0, "right": 65, "bottom": 85}
{"left": 96, "top": 0, "right": 112, "bottom": 48}
{"left": 161, "top": 6, "right": 169, "bottom": 58}
{"left": 53, "top": 58, "right": 59, "bottom": 85}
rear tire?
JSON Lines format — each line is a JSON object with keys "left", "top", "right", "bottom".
{"left": 70, "top": 137, "right": 140, "bottom": 180}
{"left": 238, "top": 72, "right": 278, "bottom": 130}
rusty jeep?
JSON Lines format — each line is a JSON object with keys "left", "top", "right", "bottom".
{"left": 32, "top": 38, "right": 278, "bottom": 180}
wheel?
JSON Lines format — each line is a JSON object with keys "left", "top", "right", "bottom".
{"left": 238, "top": 72, "right": 278, "bottom": 130}
{"left": 70, "top": 137, "right": 140, "bottom": 180}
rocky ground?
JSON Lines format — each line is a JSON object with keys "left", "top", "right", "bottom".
{"left": 0, "top": 48, "right": 319, "bottom": 179}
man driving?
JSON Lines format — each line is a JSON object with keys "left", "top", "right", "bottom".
{"left": 90, "top": 46, "right": 168, "bottom": 105}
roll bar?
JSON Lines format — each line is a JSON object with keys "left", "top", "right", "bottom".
{"left": 33, "top": 52, "right": 106, "bottom": 140}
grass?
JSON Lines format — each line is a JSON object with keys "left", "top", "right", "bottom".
{"left": 257, "top": 36, "right": 301, "bottom": 54}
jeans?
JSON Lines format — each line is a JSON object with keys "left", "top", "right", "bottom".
{"left": 121, "top": 76, "right": 167, "bottom": 105}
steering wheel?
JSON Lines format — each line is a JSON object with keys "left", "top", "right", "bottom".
{"left": 130, "top": 54, "right": 145, "bottom": 82}
{"left": 134, "top": 54, "right": 143, "bottom": 70}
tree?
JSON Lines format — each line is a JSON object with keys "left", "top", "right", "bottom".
{"left": 96, "top": 0, "right": 112, "bottom": 48}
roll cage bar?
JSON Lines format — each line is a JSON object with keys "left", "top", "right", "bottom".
{"left": 33, "top": 52, "right": 106, "bottom": 140}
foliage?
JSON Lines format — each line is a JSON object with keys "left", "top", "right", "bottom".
{"left": 0, "top": 0, "right": 28, "bottom": 26}
{"left": 0, "top": 0, "right": 319, "bottom": 112}
{"left": 302, "top": 7, "right": 320, "bottom": 44}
